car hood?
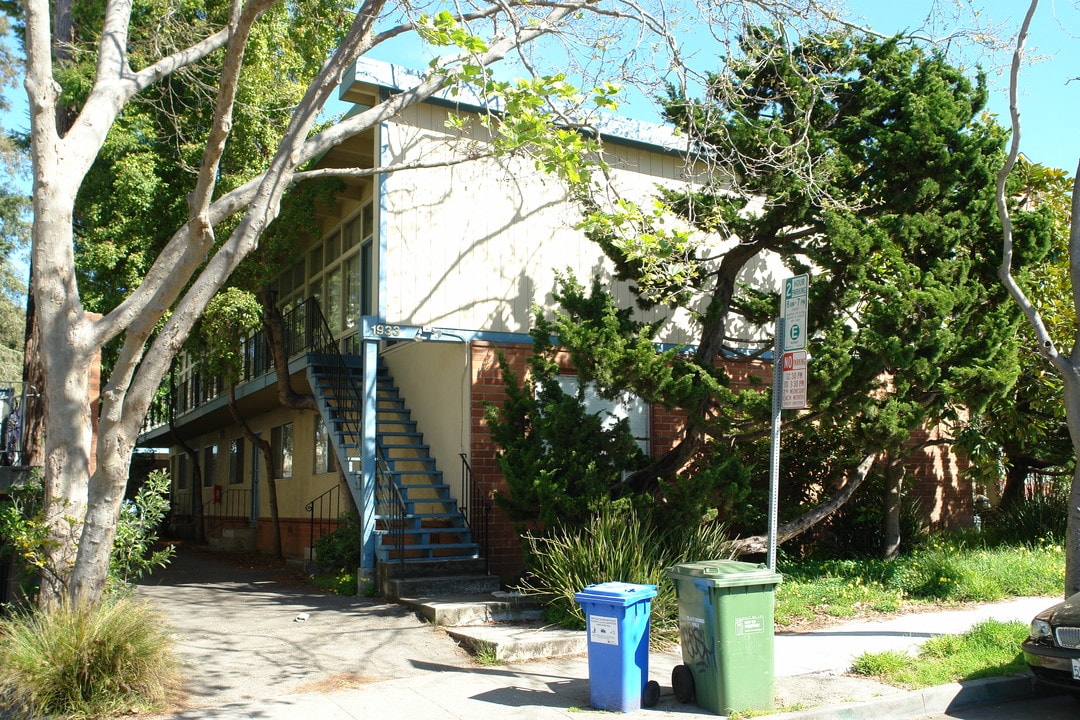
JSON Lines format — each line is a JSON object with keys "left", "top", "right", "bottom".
{"left": 1039, "top": 592, "right": 1080, "bottom": 627}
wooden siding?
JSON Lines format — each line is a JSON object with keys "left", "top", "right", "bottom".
{"left": 377, "top": 103, "right": 781, "bottom": 344}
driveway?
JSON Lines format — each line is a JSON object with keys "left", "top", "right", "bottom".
{"left": 135, "top": 542, "right": 476, "bottom": 712}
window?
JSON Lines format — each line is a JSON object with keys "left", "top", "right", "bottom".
{"left": 313, "top": 417, "right": 337, "bottom": 475}
{"left": 176, "top": 453, "right": 189, "bottom": 490}
{"left": 556, "top": 376, "right": 650, "bottom": 455}
{"left": 268, "top": 200, "right": 374, "bottom": 341}
{"left": 229, "top": 438, "right": 244, "bottom": 485}
{"left": 202, "top": 444, "right": 218, "bottom": 487}
{"left": 272, "top": 423, "right": 293, "bottom": 479}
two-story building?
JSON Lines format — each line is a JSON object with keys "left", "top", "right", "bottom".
{"left": 138, "top": 58, "right": 974, "bottom": 591}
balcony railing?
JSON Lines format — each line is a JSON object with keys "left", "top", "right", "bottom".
{"left": 146, "top": 298, "right": 345, "bottom": 430}
{"left": 1, "top": 382, "right": 41, "bottom": 468}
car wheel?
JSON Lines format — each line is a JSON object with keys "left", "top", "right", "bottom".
{"left": 672, "top": 664, "right": 695, "bottom": 703}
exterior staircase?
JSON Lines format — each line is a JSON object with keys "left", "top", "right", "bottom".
{"left": 305, "top": 339, "right": 494, "bottom": 599}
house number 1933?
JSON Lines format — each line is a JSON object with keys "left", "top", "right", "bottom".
{"left": 370, "top": 324, "right": 402, "bottom": 337}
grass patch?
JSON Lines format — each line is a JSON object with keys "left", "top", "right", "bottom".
{"left": 776, "top": 540, "right": 1064, "bottom": 628}
{"left": 850, "top": 619, "right": 1029, "bottom": 689}
{"left": 0, "top": 596, "right": 179, "bottom": 719}
{"left": 310, "top": 570, "right": 358, "bottom": 596}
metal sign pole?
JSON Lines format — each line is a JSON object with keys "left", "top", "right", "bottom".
{"left": 767, "top": 315, "right": 784, "bottom": 572}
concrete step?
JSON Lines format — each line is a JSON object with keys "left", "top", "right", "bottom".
{"left": 384, "top": 573, "right": 499, "bottom": 600}
{"left": 398, "top": 591, "right": 585, "bottom": 663}
{"left": 445, "top": 623, "right": 587, "bottom": 663}
{"left": 399, "top": 592, "right": 548, "bottom": 626}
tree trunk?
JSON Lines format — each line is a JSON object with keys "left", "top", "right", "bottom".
{"left": 732, "top": 453, "right": 875, "bottom": 555}
{"left": 38, "top": 345, "right": 95, "bottom": 606}
{"left": 259, "top": 289, "right": 317, "bottom": 412}
{"left": 19, "top": 276, "right": 45, "bottom": 468}
{"left": 882, "top": 453, "right": 906, "bottom": 559}
{"left": 227, "top": 384, "right": 282, "bottom": 558}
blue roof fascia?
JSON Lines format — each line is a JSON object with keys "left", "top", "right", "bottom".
{"left": 345, "top": 57, "right": 689, "bottom": 158}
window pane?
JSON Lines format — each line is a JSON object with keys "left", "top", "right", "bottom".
{"left": 324, "top": 233, "right": 341, "bottom": 267}
{"left": 325, "top": 267, "right": 342, "bottom": 335}
{"left": 360, "top": 241, "right": 373, "bottom": 317}
{"left": 344, "top": 254, "right": 360, "bottom": 331}
{"left": 229, "top": 438, "right": 244, "bottom": 485}
{"left": 362, "top": 202, "right": 373, "bottom": 239}
{"left": 314, "top": 417, "right": 328, "bottom": 475}
{"left": 345, "top": 215, "right": 362, "bottom": 250}
{"left": 281, "top": 423, "right": 293, "bottom": 478}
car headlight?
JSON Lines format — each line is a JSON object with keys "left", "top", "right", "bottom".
{"left": 1030, "top": 619, "right": 1053, "bottom": 641}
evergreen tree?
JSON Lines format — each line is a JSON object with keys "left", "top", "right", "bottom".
{"left": 562, "top": 28, "right": 1051, "bottom": 554}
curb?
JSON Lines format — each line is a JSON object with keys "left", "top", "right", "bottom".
{"left": 775, "top": 674, "right": 1045, "bottom": 720}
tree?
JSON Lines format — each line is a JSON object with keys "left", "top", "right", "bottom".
{"left": 12, "top": 0, "right": 851, "bottom": 607}
{"left": 997, "top": 0, "right": 1080, "bottom": 595}
{"left": 0, "top": 13, "right": 28, "bottom": 387}
{"left": 962, "top": 161, "right": 1074, "bottom": 510}
{"left": 561, "top": 27, "right": 1048, "bottom": 555}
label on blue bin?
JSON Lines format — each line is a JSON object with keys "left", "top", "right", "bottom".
{"left": 589, "top": 615, "right": 619, "bottom": 645}
{"left": 735, "top": 614, "right": 766, "bottom": 635}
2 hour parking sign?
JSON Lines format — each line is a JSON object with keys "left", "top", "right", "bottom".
{"left": 781, "top": 275, "right": 808, "bottom": 408}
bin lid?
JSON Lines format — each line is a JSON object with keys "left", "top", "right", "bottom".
{"left": 666, "top": 560, "right": 782, "bottom": 588}
{"left": 574, "top": 581, "right": 658, "bottom": 606}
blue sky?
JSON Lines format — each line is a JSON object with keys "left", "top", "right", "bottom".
{"left": 575, "top": 0, "right": 1079, "bottom": 173}
{"left": 4, "top": 1, "right": 1076, "bottom": 175}
{"left": 844, "top": 0, "right": 1080, "bottom": 173}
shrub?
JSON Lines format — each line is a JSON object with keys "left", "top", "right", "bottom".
{"left": 0, "top": 596, "right": 179, "bottom": 719}
{"left": 313, "top": 512, "right": 360, "bottom": 572}
{"left": 982, "top": 487, "right": 1069, "bottom": 547}
{"left": 110, "top": 470, "right": 175, "bottom": 587}
{"left": 516, "top": 502, "right": 733, "bottom": 648}
{"left": 0, "top": 469, "right": 175, "bottom": 601}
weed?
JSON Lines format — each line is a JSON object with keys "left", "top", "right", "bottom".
{"left": 472, "top": 642, "right": 502, "bottom": 666}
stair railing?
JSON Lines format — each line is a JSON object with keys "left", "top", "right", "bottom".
{"left": 302, "top": 298, "right": 406, "bottom": 572}
{"left": 459, "top": 454, "right": 491, "bottom": 574}
{"left": 375, "top": 457, "right": 406, "bottom": 569}
{"left": 305, "top": 484, "right": 341, "bottom": 564}
{"left": 203, "top": 488, "right": 252, "bottom": 538}
{"left": 304, "top": 299, "right": 366, "bottom": 471}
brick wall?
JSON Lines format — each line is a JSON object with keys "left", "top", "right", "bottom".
{"left": 468, "top": 343, "right": 781, "bottom": 579}
{"left": 903, "top": 425, "right": 973, "bottom": 531}
{"left": 469, "top": 342, "right": 532, "bottom": 580}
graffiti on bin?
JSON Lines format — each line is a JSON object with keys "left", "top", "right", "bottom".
{"left": 679, "top": 615, "right": 717, "bottom": 674}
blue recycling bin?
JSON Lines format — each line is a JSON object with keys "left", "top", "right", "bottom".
{"left": 574, "top": 581, "right": 658, "bottom": 712}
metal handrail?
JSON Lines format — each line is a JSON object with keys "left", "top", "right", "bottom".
{"left": 305, "top": 484, "right": 341, "bottom": 562}
{"left": 203, "top": 488, "right": 252, "bottom": 537}
{"left": 459, "top": 454, "right": 491, "bottom": 573}
{"left": 375, "top": 457, "right": 406, "bottom": 569}
{"left": 301, "top": 299, "right": 405, "bottom": 570}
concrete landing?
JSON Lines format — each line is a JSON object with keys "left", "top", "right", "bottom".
{"left": 400, "top": 592, "right": 585, "bottom": 662}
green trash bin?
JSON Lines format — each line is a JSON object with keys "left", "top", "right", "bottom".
{"left": 666, "top": 560, "right": 782, "bottom": 715}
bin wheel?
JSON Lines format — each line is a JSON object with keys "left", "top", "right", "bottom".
{"left": 642, "top": 679, "right": 660, "bottom": 708}
{"left": 672, "top": 664, "right": 695, "bottom": 703}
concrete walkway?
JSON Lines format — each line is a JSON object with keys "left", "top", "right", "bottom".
{"left": 133, "top": 545, "right": 1061, "bottom": 720}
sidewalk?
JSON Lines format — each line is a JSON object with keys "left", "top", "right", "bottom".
{"left": 136, "top": 546, "right": 1059, "bottom": 720}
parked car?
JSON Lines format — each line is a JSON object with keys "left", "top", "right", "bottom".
{"left": 1023, "top": 593, "right": 1080, "bottom": 692}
